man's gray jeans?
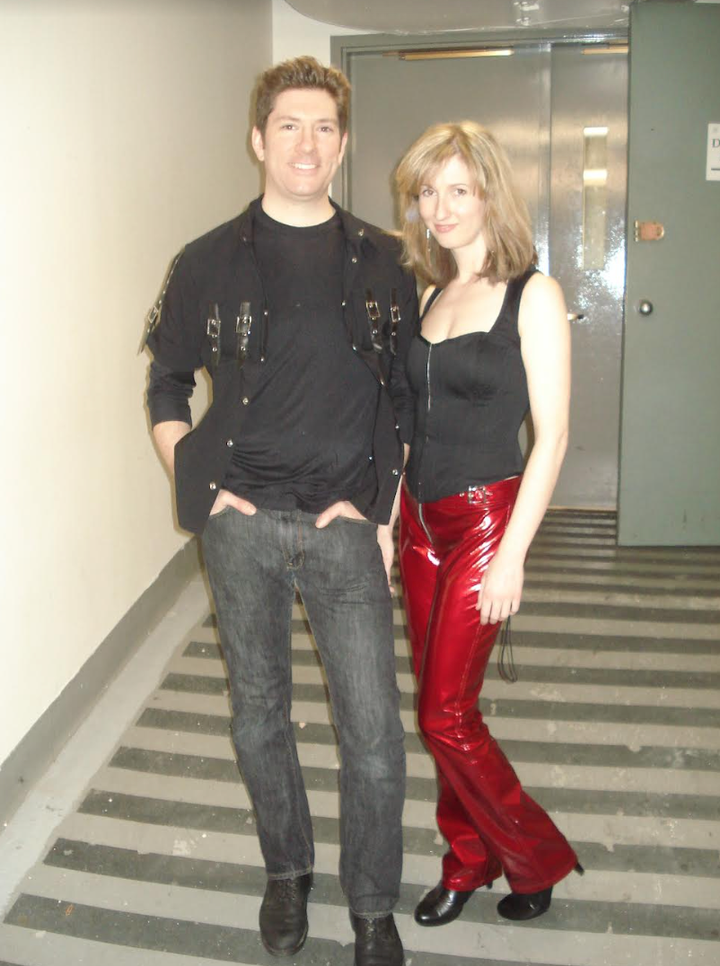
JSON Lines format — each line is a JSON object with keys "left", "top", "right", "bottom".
{"left": 201, "top": 506, "right": 406, "bottom": 916}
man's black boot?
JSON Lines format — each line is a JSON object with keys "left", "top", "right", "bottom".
{"left": 259, "top": 872, "right": 312, "bottom": 957}
{"left": 350, "top": 912, "right": 404, "bottom": 966}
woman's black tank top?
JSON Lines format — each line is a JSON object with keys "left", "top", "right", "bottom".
{"left": 404, "top": 268, "right": 536, "bottom": 504}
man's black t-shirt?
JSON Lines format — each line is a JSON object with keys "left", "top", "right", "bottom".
{"left": 222, "top": 206, "right": 378, "bottom": 511}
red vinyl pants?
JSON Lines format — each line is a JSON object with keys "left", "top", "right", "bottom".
{"left": 399, "top": 479, "right": 577, "bottom": 894}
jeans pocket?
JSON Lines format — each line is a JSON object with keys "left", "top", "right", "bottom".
{"left": 207, "top": 504, "right": 234, "bottom": 521}
{"left": 336, "top": 515, "right": 375, "bottom": 527}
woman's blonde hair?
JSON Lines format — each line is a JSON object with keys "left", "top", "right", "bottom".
{"left": 395, "top": 121, "right": 536, "bottom": 287}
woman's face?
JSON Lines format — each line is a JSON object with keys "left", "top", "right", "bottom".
{"left": 417, "top": 154, "right": 486, "bottom": 254}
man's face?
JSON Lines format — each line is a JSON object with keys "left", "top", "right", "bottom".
{"left": 251, "top": 88, "right": 347, "bottom": 209}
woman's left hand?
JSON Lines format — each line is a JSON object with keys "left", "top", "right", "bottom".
{"left": 476, "top": 554, "right": 524, "bottom": 625}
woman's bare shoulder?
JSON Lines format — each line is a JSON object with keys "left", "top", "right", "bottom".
{"left": 523, "top": 271, "right": 563, "bottom": 301}
{"left": 521, "top": 272, "right": 566, "bottom": 315}
{"left": 518, "top": 272, "right": 568, "bottom": 338}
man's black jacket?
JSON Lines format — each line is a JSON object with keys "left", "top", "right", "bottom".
{"left": 146, "top": 198, "right": 418, "bottom": 534}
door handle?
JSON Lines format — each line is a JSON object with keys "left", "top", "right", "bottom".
{"left": 638, "top": 300, "right": 653, "bottom": 316}
{"left": 567, "top": 312, "right": 586, "bottom": 322}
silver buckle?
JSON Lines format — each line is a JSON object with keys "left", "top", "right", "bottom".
{"left": 467, "top": 485, "right": 488, "bottom": 503}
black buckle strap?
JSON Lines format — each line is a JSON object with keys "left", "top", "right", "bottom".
{"left": 206, "top": 303, "right": 221, "bottom": 367}
{"left": 365, "top": 289, "right": 383, "bottom": 353}
{"left": 366, "top": 288, "right": 401, "bottom": 356}
{"left": 139, "top": 249, "right": 184, "bottom": 352}
{"left": 236, "top": 302, "right": 252, "bottom": 369}
{"left": 388, "top": 288, "right": 401, "bottom": 357}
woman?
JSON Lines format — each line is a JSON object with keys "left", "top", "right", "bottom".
{"left": 395, "top": 122, "right": 581, "bottom": 926}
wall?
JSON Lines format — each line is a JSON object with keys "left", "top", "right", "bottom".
{"left": 0, "top": 0, "right": 271, "bottom": 773}
{"left": 272, "top": 0, "right": 365, "bottom": 66}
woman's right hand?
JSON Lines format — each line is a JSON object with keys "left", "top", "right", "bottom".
{"left": 476, "top": 551, "right": 524, "bottom": 626}
{"left": 209, "top": 488, "right": 257, "bottom": 516}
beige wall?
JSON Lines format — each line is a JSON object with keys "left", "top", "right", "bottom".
{"left": 0, "top": 0, "right": 271, "bottom": 769}
{"left": 272, "top": 0, "right": 365, "bottom": 64}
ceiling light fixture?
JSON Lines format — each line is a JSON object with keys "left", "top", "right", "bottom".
{"left": 583, "top": 44, "right": 629, "bottom": 55}
{"left": 395, "top": 49, "right": 514, "bottom": 61}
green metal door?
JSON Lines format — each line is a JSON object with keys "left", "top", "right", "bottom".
{"left": 618, "top": 1, "right": 720, "bottom": 545}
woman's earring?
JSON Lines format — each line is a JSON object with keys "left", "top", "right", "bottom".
{"left": 426, "top": 227, "right": 432, "bottom": 250}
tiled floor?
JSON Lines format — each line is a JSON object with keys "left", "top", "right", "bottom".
{"left": 1, "top": 510, "right": 719, "bottom": 965}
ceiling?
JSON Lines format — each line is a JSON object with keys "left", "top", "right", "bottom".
{"left": 285, "top": 0, "right": 634, "bottom": 34}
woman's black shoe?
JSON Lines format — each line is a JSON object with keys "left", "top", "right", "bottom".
{"left": 414, "top": 882, "right": 481, "bottom": 927}
{"left": 497, "top": 885, "right": 552, "bottom": 921}
{"left": 497, "top": 862, "right": 584, "bottom": 922}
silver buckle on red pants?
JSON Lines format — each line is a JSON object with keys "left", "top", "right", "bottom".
{"left": 467, "top": 486, "right": 488, "bottom": 504}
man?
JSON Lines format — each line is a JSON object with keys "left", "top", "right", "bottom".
{"left": 144, "top": 57, "right": 417, "bottom": 966}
